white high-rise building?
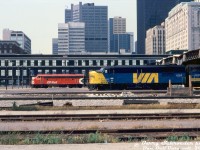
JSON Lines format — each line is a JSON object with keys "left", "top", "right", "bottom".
{"left": 165, "top": 2, "right": 200, "bottom": 52}
{"left": 145, "top": 23, "right": 165, "bottom": 55}
{"left": 58, "top": 22, "right": 85, "bottom": 55}
{"left": 113, "top": 16, "right": 126, "bottom": 34}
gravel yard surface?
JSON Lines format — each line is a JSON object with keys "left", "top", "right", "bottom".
{"left": 1, "top": 98, "right": 200, "bottom": 107}
{"left": 0, "top": 100, "right": 124, "bottom": 107}
{"left": 0, "top": 87, "right": 199, "bottom": 107}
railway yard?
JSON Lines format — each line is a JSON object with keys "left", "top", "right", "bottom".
{"left": 1, "top": 87, "right": 200, "bottom": 149}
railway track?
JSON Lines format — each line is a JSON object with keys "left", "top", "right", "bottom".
{"left": 0, "top": 128, "right": 199, "bottom": 140}
{"left": 1, "top": 113, "right": 200, "bottom": 121}
{"left": 1, "top": 89, "right": 200, "bottom": 95}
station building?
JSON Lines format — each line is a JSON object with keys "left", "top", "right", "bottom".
{"left": 0, "top": 54, "right": 169, "bottom": 87}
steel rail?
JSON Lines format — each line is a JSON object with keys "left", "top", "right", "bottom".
{"left": 0, "top": 128, "right": 199, "bottom": 140}
{"left": 1, "top": 113, "right": 200, "bottom": 121}
{"left": 0, "top": 89, "right": 200, "bottom": 96}
{"left": 0, "top": 96, "right": 200, "bottom": 101}
{"left": 0, "top": 90, "right": 167, "bottom": 95}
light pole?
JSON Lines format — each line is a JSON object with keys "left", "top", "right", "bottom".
{"left": 118, "top": 34, "right": 119, "bottom": 54}
{"left": 26, "top": 67, "right": 28, "bottom": 88}
{"left": 17, "top": 66, "right": 20, "bottom": 89}
{"left": 12, "top": 65, "right": 13, "bottom": 89}
{"left": 9, "top": 60, "right": 14, "bottom": 89}
{"left": 28, "top": 68, "right": 31, "bottom": 88}
{"left": 5, "top": 60, "right": 8, "bottom": 90}
{"left": 21, "top": 65, "right": 23, "bottom": 89}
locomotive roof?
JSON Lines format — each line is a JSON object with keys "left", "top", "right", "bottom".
{"left": 103, "top": 65, "right": 185, "bottom": 69}
{"left": 36, "top": 74, "right": 84, "bottom": 77}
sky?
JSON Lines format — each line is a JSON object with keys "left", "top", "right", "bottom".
{"left": 0, "top": 0, "right": 136, "bottom": 54}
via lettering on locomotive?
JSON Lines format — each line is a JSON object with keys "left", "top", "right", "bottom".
{"left": 133, "top": 73, "right": 159, "bottom": 83}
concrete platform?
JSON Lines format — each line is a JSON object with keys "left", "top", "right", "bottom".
{"left": 0, "top": 142, "right": 199, "bottom": 150}
{"left": 1, "top": 109, "right": 200, "bottom": 116}
{"left": 0, "top": 119, "right": 199, "bottom": 131}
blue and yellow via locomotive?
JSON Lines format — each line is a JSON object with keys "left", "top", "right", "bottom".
{"left": 88, "top": 65, "right": 200, "bottom": 90}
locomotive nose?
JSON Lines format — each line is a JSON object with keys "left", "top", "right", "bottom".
{"left": 79, "top": 78, "right": 84, "bottom": 84}
{"left": 89, "top": 71, "right": 97, "bottom": 84}
{"left": 31, "top": 77, "right": 36, "bottom": 84}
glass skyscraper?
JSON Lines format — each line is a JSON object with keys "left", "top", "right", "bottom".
{"left": 65, "top": 9, "right": 72, "bottom": 23}
{"left": 137, "top": 0, "right": 192, "bottom": 54}
{"left": 109, "top": 18, "right": 132, "bottom": 53}
{"left": 69, "top": 2, "right": 108, "bottom": 53}
{"left": 52, "top": 38, "right": 58, "bottom": 55}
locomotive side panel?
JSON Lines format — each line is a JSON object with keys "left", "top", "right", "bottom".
{"left": 31, "top": 74, "right": 84, "bottom": 88}
{"left": 186, "top": 65, "right": 200, "bottom": 87}
{"left": 88, "top": 65, "right": 186, "bottom": 90}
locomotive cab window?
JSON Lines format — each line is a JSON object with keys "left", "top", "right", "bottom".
{"left": 99, "top": 68, "right": 104, "bottom": 73}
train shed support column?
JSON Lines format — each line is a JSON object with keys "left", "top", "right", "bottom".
{"left": 189, "top": 75, "right": 192, "bottom": 88}
{"left": 172, "top": 56, "right": 176, "bottom": 64}
{"left": 199, "top": 49, "right": 200, "bottom": 58}
{"left": 183, "top": 53, "right": 186, "bottom": 62}
{"left": 162, "top": 59, "right": 166, "bottom": 65}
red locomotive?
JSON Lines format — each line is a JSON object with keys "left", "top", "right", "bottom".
{"left": 31, "top": 74, "right": 85, "bottom": 88}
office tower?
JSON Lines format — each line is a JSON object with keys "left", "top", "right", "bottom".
{"left": 65, "top": 9, "right": 72, "bottom": 23}
{"left": 70, "top": 2, "right": 108, "bottom": 53}
{"left": 52, "top": 38, "right": 58, "bottom": 55}
{"left": 109, "top": 17, "right": 133, "bottom": 53}
{"left": 112, "top": 17, "right": 126, "bottom": 34}
{"left": 10, "top": 31, "right": 31, "bottom": 54}
{"left": 3, "top": 29, "right": 31, "bottom": 54}
{"left": 134, "top": 41, "right": 137, "bottom": 53}
{"left": 129, "top": 32, "right": 134, "bottom": 54}
{"left": 145, "top": 23, "right": 165, "bottom": 55}
{"left": 58, "top": 22, "right": 85, "bottom": 55}
{"left": 165, "top": 2, "right": 200, "bottom": 52}
{"left": 137, "top": 0, "right": 192, "bottom": 54}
